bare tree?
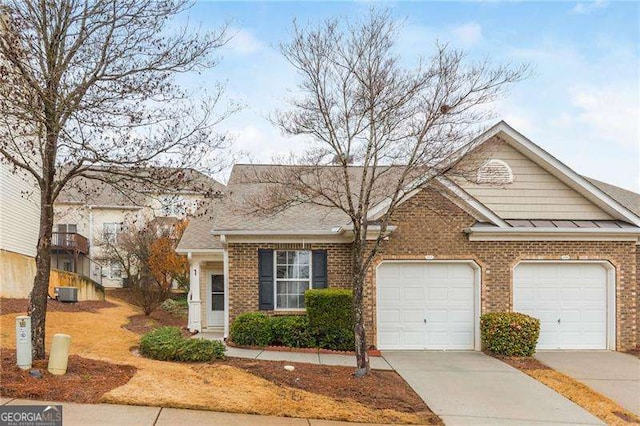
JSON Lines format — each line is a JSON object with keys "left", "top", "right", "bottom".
{"left": 248, "top": 10, "right": 529, "bottom": 376}
{"left": 100, "top": 219, "right": 181, "bottom": 315}
{"left": 0, "top": 0, "right": 237, "bottom": 358}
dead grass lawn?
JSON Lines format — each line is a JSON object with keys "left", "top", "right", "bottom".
{"left": 0, "top": 299, "right": 430, "bottom": 424}
{"left": 500, "top": 357, "right": 640, "bottom": 425}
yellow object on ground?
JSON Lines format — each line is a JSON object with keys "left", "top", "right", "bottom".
{"left": 0, "top": 299, "right": 426, "bottom": 424}
{"left": 47, "top": 333, "right": 71, "bottom": 375}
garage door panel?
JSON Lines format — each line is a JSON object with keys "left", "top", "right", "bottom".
{"left": 404, "top": 287, "right": 425, "bottom": 301}
{"left": 450, "top": 287, "right": 473, "bottom": 301}
{"left": 514, "top": 263, "right": 607, "bottom": 350}
{"left": 427, "top": 287, "right": 447, "bottom": 301}
{"left": 377, "top": 263, "right": 476, "bottom": 350}
{"left": 379, "top": 287, "right": 401, "bottom": 301}
{"left": 378, "top": 309, "right": 401, "bottom": 323}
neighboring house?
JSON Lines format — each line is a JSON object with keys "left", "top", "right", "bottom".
{"left": 177, "top": 121, "right": 640, "bottom": 352}
{"left": 0, "top": 164, "right": 40, "bottom": 298}
{"left": 54, "top": 168, "right": 224, "bottom": 288}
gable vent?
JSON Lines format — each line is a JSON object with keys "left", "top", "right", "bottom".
{"left": 477, "top": 159, "right": 513, "bottom": 185}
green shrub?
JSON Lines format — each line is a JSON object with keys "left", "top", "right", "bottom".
{"left": 271, "top": 315, "right": 315, "bottom": 348}
{"left": 229, "top": 312, "right": 273, "bottom": 346}
{"left": 176, "top": 338, "right": 226, "bottom": 362}
{"left": 161, "top": 299, "right": 184, "bottom": 317}
{"left": 481, "top": 312, "right": 540, "bottom": 356}
{"left": 305, "top": 288, "right": 354, "bottom": 351}
{"left": 139, "top": 326, "right": 225, "bottom": 362}
{"left": 139, "top": 326, "right": 182, "bottom": 361}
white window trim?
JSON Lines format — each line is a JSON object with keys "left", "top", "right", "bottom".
{"left": 103, "top": 222, "right": 124, "bottom": 243}
{"left": 273, "top": 249, "right": 312, "bottom": 311}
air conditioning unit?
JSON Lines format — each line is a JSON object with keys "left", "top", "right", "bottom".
{"left": 55, "top": 286, "right": 78, "bottom": 303}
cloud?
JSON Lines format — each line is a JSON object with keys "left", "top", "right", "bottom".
{"left": 225, "top": 28, "right": 264, "bottom": 55}
{"left": 568, "top": 86, "right": 639, "bottom": 148}
{"left": 451, "top": 22, "right": 483, "bottom": 47}
{"left": 571, "top": 0, "right": 608, "bottom": 15}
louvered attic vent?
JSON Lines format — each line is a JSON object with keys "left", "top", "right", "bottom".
{"left": 477, "top": 159, "right": 513, "bottom": 184}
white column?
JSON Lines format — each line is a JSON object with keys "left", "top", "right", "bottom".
{"left": 188, "top": 259, "right": 202, "bottom": 332}
{"left": 223, "top": 248, "right": 230, "bottom": 338}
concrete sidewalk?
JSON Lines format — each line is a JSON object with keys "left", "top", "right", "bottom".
{"left": 536, "top": 351, "right": 640, "bottom": 416}
{"left": 383, "top": 351, "right": 604, "bottom": 425}
{"left": 0, "top": 398, "right": 389, "bottom": 426}
{"left": 195, "top": 332, "right": 393, "bottom": 370}
{"left": 224, "top": 345, "right": 393, "bottom": 370}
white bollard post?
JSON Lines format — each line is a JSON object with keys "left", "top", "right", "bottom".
{"left": 48, "top": 333, "right": 71, "bottom": 375}
{"left": 15, "top": 315, "right": 32, "bottom": 370}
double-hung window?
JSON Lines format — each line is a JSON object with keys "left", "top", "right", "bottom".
{"left": 274, "top": 250, "right": 311, "bottom": 310}
{"left": 103, "top": 222, "right": 123, "bottom": 244}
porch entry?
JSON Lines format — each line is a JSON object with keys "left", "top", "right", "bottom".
{"left": 207, "top": 272, "right": 225, "bottom": 327}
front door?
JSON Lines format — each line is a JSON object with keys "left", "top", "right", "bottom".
{"left": 207, "top": 273, "right": 224, "bottom": 327}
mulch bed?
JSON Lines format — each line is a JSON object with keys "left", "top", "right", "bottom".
{"left": 226, "top": 341, "right": 382, "bottom": 357}
{"left": 0, "top": 351, "right": 136, "bottom": 403}
{"left": 124, "top": 309, "right": 190, "bottom": 337}
{"left": 106, "top": 288, "right": 190, "bottom": 337}
{"left": 0, "top": 298, "right": 117, "bottom": 316}
{"left": 495, "top": 355, "right": 552, "bottom": 371}
{"left": 225, "top": 357, "right": 442, "bottom": 424}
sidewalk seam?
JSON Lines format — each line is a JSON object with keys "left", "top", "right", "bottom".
{"left": 153, "top": 407, "right": 163, "bottom": 425}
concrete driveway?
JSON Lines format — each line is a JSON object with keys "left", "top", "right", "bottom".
{"left": 536, "top": 351, "right": 640, "bottom": 416}
{"left": 383, "top": 351, "right": 603, "bottom": 425}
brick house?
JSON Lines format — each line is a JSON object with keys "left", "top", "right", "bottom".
{"left": 177, "top": 122, "right": 640, "bottom": 351}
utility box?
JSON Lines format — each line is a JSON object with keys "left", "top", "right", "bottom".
{"left": 55, "top": 286, "right": 78, "bottom": 303}
{"left": 48, "top": 334, "right": 71, "bottom": 375}
{"left": 16, "top": 316, "right": 32, "bottom": 370}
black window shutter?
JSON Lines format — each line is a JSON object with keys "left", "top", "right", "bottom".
{"left": 312, "top": 250, "right": 328, "bottom": 289}
{"left": 258, "top": 249, "right": 274, "bottom": 310}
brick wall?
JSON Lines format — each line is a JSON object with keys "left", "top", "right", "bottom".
{"left": 225, "top": 187, "right": 638, "bottom": 351}
{"left": 364, "top": 188, "right": 637, "bottom": 350}
{"left": 227, "top": 243, "right": 352, "bottom": 325}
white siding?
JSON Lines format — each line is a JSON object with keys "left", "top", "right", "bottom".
{"left": 452, "top": 138, "right": 613, "bottom": 220}
{"left": 0, "top": 164, "right": 40, "bottom": 257}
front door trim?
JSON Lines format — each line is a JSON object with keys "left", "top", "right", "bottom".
{"left": 206, "top": 269, "right": 225, "bottom": 328}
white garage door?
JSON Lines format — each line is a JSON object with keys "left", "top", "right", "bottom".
{"left": 377, "top": 262, "right": 476, "bottom": 350}
{"left": 513, "top": 263, "right": 608, "bottom": 350}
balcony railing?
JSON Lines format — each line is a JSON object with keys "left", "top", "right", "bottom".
{"left": 51, "top": 232, "right": 89, "bottom": 255}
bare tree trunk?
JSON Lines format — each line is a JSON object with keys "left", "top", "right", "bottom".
{"left": 28, "top": 188, "right": 54, "bottom": 360}
{"left": 352, "top": 239, "right": 370, "bottom": 377}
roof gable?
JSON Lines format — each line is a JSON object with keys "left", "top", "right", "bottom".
{"left": 450, "top": 136, "right": 614, "bottom": 220}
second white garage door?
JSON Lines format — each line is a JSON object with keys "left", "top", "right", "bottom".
{"left": 513, "top": 263, "right": 608, "bottom": 350}
{"left": 377, "top": 262, "right": 476, "bottom": 350}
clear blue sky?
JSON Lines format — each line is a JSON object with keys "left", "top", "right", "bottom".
{"left": 177, "top": 1, "right": 639, "bottom": 191}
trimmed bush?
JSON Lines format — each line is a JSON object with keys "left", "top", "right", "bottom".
{"left": 139, "top": 326, "right": 225, "bottom": 362}
{"left": 229, "top": 312, "right": 273, "bottom": 346}
{"left": 176, "top": 338, "right": 226, "bottom": 362}
{"left": 139, "top": 326, "right": 182, "bottom": 361}
{"left": 481, "top": 312, "right": 540, "bottom": 356}
{"left": 305, "top": 288, "right": 354, "bottom": 351}
{"left": 271, "top": 315, "right": 315, "bottom": 348}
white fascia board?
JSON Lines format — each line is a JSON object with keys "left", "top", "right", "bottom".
{"left": 366, "top": 122, "right": 505, "bottom": 222}
{"left": 495, "top": 122, "right": 640, "bottom": 227}
{"left": 175, "top": 248, "right": 224, "bottom": 254}
{"left": 436, "top": 176, "right": 508, "bottom": 227}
